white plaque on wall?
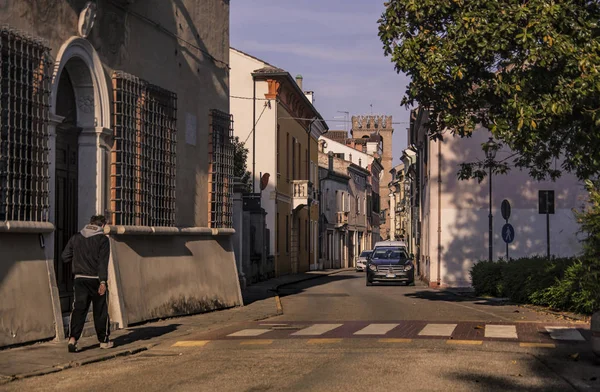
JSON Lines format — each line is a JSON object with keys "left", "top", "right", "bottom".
{"left": 185, "top": 113, "right": 197, "bottom": 146}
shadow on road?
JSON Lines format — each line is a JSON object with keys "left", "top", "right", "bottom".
{"left": 276, "top": 275, "right": 358, "bottom": 297}
{"left": 405, "top": 290, "right": 516, "bottom": 307}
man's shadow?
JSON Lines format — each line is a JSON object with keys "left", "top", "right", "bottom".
{"left": 77, "top": 324, "right": 181, "bottom": 352}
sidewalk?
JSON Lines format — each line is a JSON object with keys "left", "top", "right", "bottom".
{"left": 0, "top": 268, "right": 349, "bottom": 384}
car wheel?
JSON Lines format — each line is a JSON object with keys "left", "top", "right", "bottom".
{"left": 407, "top": 281, "right": 415, "bottom": 286}
{"left": 366, "top": 278, "right": 373, "bottom": 286}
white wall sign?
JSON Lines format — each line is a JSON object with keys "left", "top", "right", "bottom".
{"left": 186, "top": 112, "right": 197, "bottom": 146}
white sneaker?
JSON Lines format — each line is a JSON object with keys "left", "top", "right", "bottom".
{"left": 100, "top": 341, "right": 114, "bottom": 349}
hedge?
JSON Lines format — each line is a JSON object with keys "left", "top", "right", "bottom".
{"left": 470, "top": 256, "right": 600, "bottom": 315}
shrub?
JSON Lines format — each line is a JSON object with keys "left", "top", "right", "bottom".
{"left": 470, "top": 260, "right": 506, "bottom": 297}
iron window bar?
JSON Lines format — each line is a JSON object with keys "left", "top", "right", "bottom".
{"left": 110, "top": 71, "right": 177, "bottom": 227}
{"left": 208, "top": 109, "right": 233, "bottom": 228}
{"left": 0, "top": 26, "right": 51, "bottom": 222}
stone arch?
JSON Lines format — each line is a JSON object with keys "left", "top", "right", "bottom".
{"left": 51, "top": 37, "right": 110, "bottom": 129}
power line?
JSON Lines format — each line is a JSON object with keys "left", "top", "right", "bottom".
{"left": 280, "top": 116, "right": 409, "bottom": 125}
{"left": 243, "top": 103, "right": 269, "bottom": 144}
{"left": 231, "top": 95, "right": 270, "bottom": 101}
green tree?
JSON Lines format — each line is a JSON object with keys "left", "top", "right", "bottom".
{"left": 379, "top": 0, "right": 600, "bottom": 180}
{"left": 233, "top": 136, "right": 251, "bottom": 192}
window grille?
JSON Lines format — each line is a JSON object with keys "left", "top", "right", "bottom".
{"left": 208, "top": 109, "right": 233, "bottom": 228}
{"left": 110, "top": 71, "right": 177, "bottom": 226}
{"left": 0, "top": 26, "right": 51, "bottom": 222}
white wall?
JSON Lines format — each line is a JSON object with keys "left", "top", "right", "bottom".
{"left": 320, "top": 136, "right": 374, "bottom": 169}
{"left": 424, "top": 128, "right": 586, "bottom": 288}
{"left": 230, "top": 49, "right": 278, "bottom": 254}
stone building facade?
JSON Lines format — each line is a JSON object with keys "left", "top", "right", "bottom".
{"left": 0, "top": 1, "right": 242, "bottom": 347}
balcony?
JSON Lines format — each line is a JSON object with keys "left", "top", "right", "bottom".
{"left": 291, "top": 180, "right": 313, "bottom": 210}
{"left": 335, "top": 211, "right": 349, "bottom": 228}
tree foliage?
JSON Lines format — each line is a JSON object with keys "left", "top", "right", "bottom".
{"left": 379, "top": 0, "right": 600, "bottom": 180}
{"left": 232, "top": 136, "right": 251, "bottom": 192}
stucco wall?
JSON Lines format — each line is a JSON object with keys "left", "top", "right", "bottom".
{"left": 0, "top": 234, "right": 55, "bottom": 347}
{"left": 110, "top": 235, "right": 243, "bottom": 325}
{"left": 423, "top": 129, "right": 586, "bottom": 288}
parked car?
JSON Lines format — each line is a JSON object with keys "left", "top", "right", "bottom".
{"left": 366, "top": 241, "right": 414, "bottom": 286}
{"left": 355, "top": 250, "right": 372, "bottom": 272}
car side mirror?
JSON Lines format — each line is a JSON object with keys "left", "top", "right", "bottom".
{"left": 409, "top": 253, "right": 414, "bottom": 259}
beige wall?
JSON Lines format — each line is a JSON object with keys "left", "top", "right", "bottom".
{"left": 0, "top": 234, "right": 55, "bottom": 346}
{"left": 110, "top": 235, "right": 242, "bottom": 325}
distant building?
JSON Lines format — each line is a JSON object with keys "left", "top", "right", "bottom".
{"left": 230, "top": 48, "right": 328, "bottom": 275}
{"left": 350, "top": 116, "right": 394, "bottom": 240}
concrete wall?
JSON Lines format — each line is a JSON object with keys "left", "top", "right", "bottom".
{"left": 422, "top": 129, "right": 586, "bottom": 288}
{"left": 0, "top": 234, "right": 56, "bottom": 347}
{"left": 110, "top": 235, "right": 242, "bottom": 325}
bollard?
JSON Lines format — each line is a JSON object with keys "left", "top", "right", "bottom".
{"left": 592, "top": 311, "right": 600, "bottom": 358}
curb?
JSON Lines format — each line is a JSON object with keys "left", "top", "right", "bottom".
{"left": 1, "top": 345, "right": 151, "bottom": 384}
{"left": 274, "top": 269, "right": 353, "bottom": 292}
{"left": 444, "top": 290, "right": 590, "bottom": 323}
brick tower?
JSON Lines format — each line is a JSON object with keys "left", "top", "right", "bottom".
{"left": 351, "top": 115, "right": 394, "bottom": 240}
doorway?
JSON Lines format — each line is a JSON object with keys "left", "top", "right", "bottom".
{"left": 53, "top": 69, "right": 80, "bottom": 314}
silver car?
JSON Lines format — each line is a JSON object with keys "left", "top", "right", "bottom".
{"left": 355, "top": 250, "right": 372, "bottom": 272}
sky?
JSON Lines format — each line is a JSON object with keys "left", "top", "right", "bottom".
{"left": 229, "top": 0, "right": 412, "bottom": 165}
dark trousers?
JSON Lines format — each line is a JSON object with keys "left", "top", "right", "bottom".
{"left": 68, "top": 278, "right": 110, "bottom": 343}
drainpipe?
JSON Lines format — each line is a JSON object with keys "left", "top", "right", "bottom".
{"left": 251, "top": 78, "right": 257, "bottom": 193}
{"left": 437, "top": 140, "right": 442, "bottom": 286}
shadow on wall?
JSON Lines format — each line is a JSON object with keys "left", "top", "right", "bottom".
{"left": 437, "top": 129, "right": 585, "bottom": 287}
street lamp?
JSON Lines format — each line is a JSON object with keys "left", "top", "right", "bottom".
{"left": 484, "top": 137, "right": 498, "bottom": 262}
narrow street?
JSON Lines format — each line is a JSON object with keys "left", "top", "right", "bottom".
{"left": 2, "top": 272, "right": 595, "bottom": 392}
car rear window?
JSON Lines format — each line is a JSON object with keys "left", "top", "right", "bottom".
{"left": 359, "top": 251, "right": 372, "bottom": 257}
{"left": 372, "top": 247, "right": 408, "bottom": 260}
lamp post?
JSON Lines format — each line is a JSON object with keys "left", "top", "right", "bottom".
{"left": 484, "top": 137, "right": 498, "bottom": 262}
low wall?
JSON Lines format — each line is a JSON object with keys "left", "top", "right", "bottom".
{"left": 109, "top": 233, "right": 243, "bottom": 326}
{"left": 0, "top": 233, "right": 56, "bottom": 347}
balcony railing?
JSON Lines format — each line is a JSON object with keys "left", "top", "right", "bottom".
{"left": 291, "top": 180, "right": 313, "bottom": 210}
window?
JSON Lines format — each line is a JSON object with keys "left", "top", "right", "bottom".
{"left": 0, "top": 27, "right": 51, "bottom": 222}
{"left": 286, "top": 133, "right": 290, "bottom": 180}
{"left": 286, "top": 215, "right": 289, "bottom": 253}
{"left": 292, "top": 137, "right": 296, "bottom": 180}
{"left": 111, "top": 71, "right": 177, "bottom": 227}
{"left": 305, "top": 219, "right": 308, "bottom": 251}
{"left": 334, "top": 153, "right": 345, "bottom": 160}
{"left": 208, "top": 109, "right": 234, "bottom": 228}
{"left": 277, "top": 125, "right": 280, "bottom": 176}
{"left": 276, "top": 212, "right": 279, "bottom": 253}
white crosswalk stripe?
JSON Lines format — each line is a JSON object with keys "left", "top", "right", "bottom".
{"left": 354, "top": 324, "right": 399, "bottom": 335}
{"left": 485, "top": 325, "right": 518, "bottom": 339}
{"left": 545, "top": 327, "right": 585, "bottom": 341}
{"left": 418, "top": 324, "right": 457, "bottom": 337}
{"left": 227, "top": 329, "right": 271, "bottom": 337}
{"left": 292, "top": 324, "right": 343, "bottom": 336}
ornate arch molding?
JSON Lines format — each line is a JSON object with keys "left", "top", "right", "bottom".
{"left": 50, "top": 36, "right": 110, "bottom": 130}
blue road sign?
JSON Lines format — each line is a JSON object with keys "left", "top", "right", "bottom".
{"left": 502, "top": 223, "right": 515, "bottom": 244}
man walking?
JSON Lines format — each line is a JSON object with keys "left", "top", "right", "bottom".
{"left": 62, "top": 215, "right": 113, "bottom": 352}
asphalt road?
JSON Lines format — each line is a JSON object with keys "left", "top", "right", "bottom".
{"left": 2, "top": 272, "right": 596, "bottom": 392}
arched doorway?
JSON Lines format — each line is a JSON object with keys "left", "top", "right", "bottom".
{"left": 49, "top": 38, "right": 111, "bottom": 315}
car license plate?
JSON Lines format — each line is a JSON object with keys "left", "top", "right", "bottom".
{"left": 386, "top": 273, "right": 396, "bottom": 278}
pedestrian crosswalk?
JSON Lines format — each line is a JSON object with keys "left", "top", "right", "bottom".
{"left": 218, "top": 321, "right": 588, "bottom": 345}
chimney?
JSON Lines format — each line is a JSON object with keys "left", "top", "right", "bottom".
{"left": 295, "top": 74, "right": 303, "bottom": 90}
{"left": 359, "top": 158, "right": 362, "bottom": 167}
{"left": 328, "top": 151, "right": 334, "bottom": 172}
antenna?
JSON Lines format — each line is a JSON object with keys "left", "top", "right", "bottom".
{"left": 336, "top": 110, "right": 349, "bottom": 132}
{"left": 370, "top": 104, "right": 373, "bottom": 115}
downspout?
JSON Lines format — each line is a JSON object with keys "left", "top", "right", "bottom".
{"left": 437, "top": 140, "right": 442, "bottom": 286}
{"left": 251, "top": 78, "right": 256, "bottom": 193}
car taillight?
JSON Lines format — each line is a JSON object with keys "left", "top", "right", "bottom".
{"left": 404, "top": 261, "right": 413, "bottom": 271}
